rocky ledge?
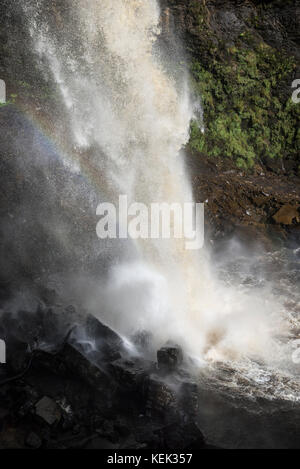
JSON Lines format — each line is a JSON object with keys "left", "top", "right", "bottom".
{"left": 187, "top": 150, "right": 300, "bottom": 247}
{"left": 0, "top": 303, "right": 208, "bottom": 450}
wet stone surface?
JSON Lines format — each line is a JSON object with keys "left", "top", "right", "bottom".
{"left": 0, "top": 305, "right": 206, "bottom": 449}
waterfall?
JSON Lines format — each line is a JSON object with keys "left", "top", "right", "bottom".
{"left": 20, "top": 1, "right": 299, "bottom": 399}
{"left": 22, "top": 0, "right": 208, "bottom": 349}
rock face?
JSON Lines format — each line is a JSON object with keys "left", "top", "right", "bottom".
{"left": 189, "top": 151, "right": 300, "bottom": 244}
{"left": 146, "top": 375, "right": 178, "bottom": 419}
{"left": 0, "top": 307, "right": 206, "bottom": 449}
{"left": 161, "top": 0, "right": 300, "bottom": 173}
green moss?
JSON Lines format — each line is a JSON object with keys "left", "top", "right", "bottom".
{"left": 0, "top": 93, "right": 18, "bottom": 107}
{"left": 187, "top": 15, "right": 300, "bottom": 169}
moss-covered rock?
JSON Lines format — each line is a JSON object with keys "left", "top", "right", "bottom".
{"left": 163, "top": 0, "right": 300, "bottom": 172}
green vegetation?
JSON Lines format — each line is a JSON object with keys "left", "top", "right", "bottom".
{"left": 186, "top": 7, "right": 300, "bottom": 169}
{"left": 0, "top": 93, "right": 18, "bottom": 107}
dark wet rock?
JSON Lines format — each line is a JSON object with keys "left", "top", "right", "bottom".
{"left": 84, "top": 436, "right": 120, "bottom": 450}
{"left": 30, "top": 349, "right": 68, "bottom": 377}
{"left": 134, "top": 419, "right": 160, "bottom": 447}
{"left": 75, "top": 314, "right": 124, "bottom": 363}
{"left": 154, "top": 420, "right": 205, "bottom": 450}
{"left": 5, "top": 338, "right": 29, "bottom": 374}
{"left": 109, "top": 357, "right": 153, "bottom": 393}
{"left": 72, "top": 423, "right": 81, "bottom": 435}
{"left": 178, "top": 381, "right": 199, "bottom": 417}
{"left": 85, "top": 314, "right": 122, "bottom": 346}
{"left": 0, "top": 407, "right": 9, "bottom": 432}
{"left": 157, "top": 344, "right": 183, "bottom": 372}
{"left": 95, "top": 419, "right": 119, "bottom": 443}
{"left": 35, "top": 396, "right": 61, "bottom": 426}
{"left": 113, "top": 419, "right": 131, "bottom": 438}
{"left": 145, "top": 375, "right": 178, "bottom": 420}
{"left": 0, "top": 309, "right": 209, "bottom": 449}
{"left": 17, "top": 386, "right": 40, "bottom": 419}
{"left": 58, "top": 343, "right": 113, "bottom": 393}
{"left": 25, "top": 431, "right": 42, "bottom": 449}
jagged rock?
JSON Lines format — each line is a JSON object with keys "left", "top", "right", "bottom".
{"left": 109, "top": 357, "right": 152, "bottom": 393}
{"left": 134, "top": 419, "right": 160, "bottom": 447}
{"left": 154, "top": 421, "right": 205, "bottom": 450}
{"left": 178, "top": 381, "right": 199, "bottom": 417}
{"left": 145, "top": 375, "right": 177, "bottom": 419}
{"left": 25, "top": 432, "right": 42, "bottom": 449}
{"left": 79, "top": 314, "right": 124, "bottom": 362}
{"left": 157, "top": 344, "right": 183, "bottom": 372}
{"left": 35, "top": 396, "right": 61, "bottom": 426}
{"left": 59, "top": 343, "right": 113, "bottom": 393}
{"left": 85, "top": 314, "right": 122, "bottom": 345}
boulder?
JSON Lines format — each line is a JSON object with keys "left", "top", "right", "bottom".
{"left": 273, "top": 205, "right": 300, "bottom": 225}
{"left": 59, "top": 343, "right": 112, "bottom": 392}
{"left": 109, "top": 357, "right": 152, "bottom": 393}
{"left": 79, "top": 314, "right": 124, "bottom": 362}
{"left": 35, "top": 396, "right": 61, "bottom": 426}
{"left": 157, "top": 344, "right": 183, "bottom": 372}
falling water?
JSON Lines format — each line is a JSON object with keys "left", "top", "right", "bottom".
{"left": 22, "top": 0, "right": 299, "bottom": 402}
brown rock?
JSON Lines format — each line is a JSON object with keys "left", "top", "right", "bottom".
{"left": 273, "top": 205, "right": 300, "bottom": 225}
